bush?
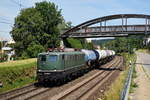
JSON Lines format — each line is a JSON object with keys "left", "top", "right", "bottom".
{"left": 26, "top": 43, "right": 45, "bottom": 58}
{"left": 20, "top": 51, "right": 29, "bottom": 59}
{"left": 103, "top": 36, "right": 143, "bottom": 54}
{"left": 67, "top": 38, "right": 83, "bottom": 49}
{"left": 66, "top": 38, "right": 94, "bottom": 49}
{"left": 0, "top": 53, "right": 8, "bottom": 62}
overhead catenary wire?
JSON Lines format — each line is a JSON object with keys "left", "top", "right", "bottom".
{"left": 9, "top": 0, "right": 25, "bottom": 7}
{"left": 0, "top": 31, "right": 11, "bottom": 33}
{"left": 0, "top": 0, "right": 27, "bottom": 41}
{"left": 0, "top": 0, "right": 44, "bottom": 40}
{"left": 9, "top": 0, "right": 26, "bottom": 10}
{"left": 0, "top": 21, "right": 12, "bottom": 25}
{"left": 0, "top": 17, "right": 12, "bottom": 22}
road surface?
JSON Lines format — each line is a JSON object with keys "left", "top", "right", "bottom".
{"left": 136, "top": 52, "right": 150, "bottom": 76}
{"left": 130, "top": 52, "right": 150, "bottom": 100}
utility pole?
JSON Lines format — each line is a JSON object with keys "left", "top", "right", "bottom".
{"left": 0, "top": 37, "right": 2, "bottom": 52}
{"left": 0, "top": 37, "right": 3, "bottom": 60}
{"left": 19, "top": 0, "right": 21, "bottom": 11}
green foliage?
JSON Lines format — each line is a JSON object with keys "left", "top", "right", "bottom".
{"left": 82, "top": 42, "right": 94, "bottom": 49}
{"left": 67, "top": 38, "right": 83, "bottom": 49}
{"left": 66, "top": 21, "right": 72, "bottom": 29}
{"left": 11, "top": 1, "right": 63, "bottom": 58}
{"left": 103, "top": 36, "right": 143, "bottom": 54}
{"left": 66, "top": 38, "right": 94, "bottom": 49}
{"left": 130, "top": 63, "right": 138, "bottom": 93}
{"left": 103, "top": 53, "right": 136, "bottom": 100}
{"left": 19, "top": 43, "right": 45, "bottom": 59}
{"left": 0, "top": 53, "right": 8, "bottom": 62}
{"left": 0, "top": 43, "right": 1, "bottom": 49}
{"left": 21, "top": 51, "right": 29, "bottom": 59}
{"left": 92, "top": 39, "right": 114, "bottom": 45}
{"left": 57, "top": 19, "right": 72, "bottom": 31}
{"left": 27, "top": 43, "right": 45, "bottom": 58}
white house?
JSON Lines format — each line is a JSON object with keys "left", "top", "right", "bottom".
{"left": 2, "top": 47, "right": 15, "bottom": 61}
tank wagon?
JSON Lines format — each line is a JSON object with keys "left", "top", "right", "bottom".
{"left": 81, "top": 49, "right": 115, "bottom": 66}
{"left": 37, "top": 48, "right": 115, "bottom": 83}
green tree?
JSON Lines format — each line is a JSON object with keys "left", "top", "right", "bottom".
{"left": 66, "top": 38, "right": 94, "bottom": 49}
{"left": 103, "top": 36, "right": 144, "bottom": 54}
{"left": 0, "top": 42, "right": 1, "bottom": 49}
{"left": 66, "top": 21, "right": 72, "bottom": 29}
{"left": 67, "top": 38, "right": 83, "bottom": 49}
{"left": 11, "top": 1, "right": 63, "bottom": 57}
{"left": 27, "top": 43, "right": 45, "bottom": 58}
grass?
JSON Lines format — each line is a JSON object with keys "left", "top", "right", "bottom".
{"left": 103, "top": 53, "right": 136, "bottom": 100}
{"left": 0, "top": 58, "right": 36, "bottom": 67}
{"left": 129, "top": 64, "right": 138, "bottom": 93}
{"left": 103, "top": 68, "right": 128, "bottom": 100}
{"left": 0, "top": 58, "right": 37, "bottom": 93}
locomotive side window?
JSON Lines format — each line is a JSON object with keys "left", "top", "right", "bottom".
{"left": 62, "top": 54, "right": 64, "bottom": 60}
{"left": 49, "top": 55, "right": 57, "bottom": 62}
{"left": 69, "top": 55, "right": 70, "bottom": 60}
{"left": 72, "top": 55, "right": 73, "bottom": 61}
{"left": 40, "top": 55, "right": 46, "bottom": 61}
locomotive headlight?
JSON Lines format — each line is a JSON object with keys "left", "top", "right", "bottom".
{"left": 38, "top": 70, "right": 41, "bottom": 72}
{"left": 53, "top": 67, "right": 57, "bottom": 71}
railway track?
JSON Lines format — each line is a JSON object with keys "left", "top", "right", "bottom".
{"left": 79, "top": 57, "right": 123, "bottom": 100}
{"left": 0, "top": 56, "right": 123, "bottom": 100}
{"left": 0, "top": 83, "right": 36, "bottom": 100}
{"left": 0, "top": 82, "right": 54, "bottom": 100}
{"left": 27, "top": 56, "right": 120, "bottom": 100}
{"left": 50, "top": 56, "right": 122, "bottom": 100}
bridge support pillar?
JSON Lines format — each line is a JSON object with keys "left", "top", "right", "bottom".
{"left": 148, "top": 19, "right": 150, "bottom": 31}
{"left": 60, "top": 39, "right": 65, "bottom": 48}
{"left": 145, "top": 18, "right": 148, "bottom": 34}
{"left": 99, "top": 21, "right": 102, "bottom": 32}
{"left": 104, "top": 21, "right": 106, "bottom": 31}
{"left": 60, "top": 37, "right": 71, "bottom": 48}
{"left": 125, "top": 18, "right": 128, "bottom": 31}
{"left": 121, "top": 16, "right": 124, "bottom": 32}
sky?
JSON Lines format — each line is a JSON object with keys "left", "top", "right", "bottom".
{"left": 0, "top": 0, "right": 150, "bottom": 40}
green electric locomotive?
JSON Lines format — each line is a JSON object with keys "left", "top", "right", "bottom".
{"left": 37, "top": 51, "right": 86, "bottom": 83}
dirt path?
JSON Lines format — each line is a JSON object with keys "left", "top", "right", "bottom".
{"left": 130, "top": 52, "right": 150, "bottom": 100}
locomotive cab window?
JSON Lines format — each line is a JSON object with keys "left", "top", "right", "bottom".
{"left": 40, "top": 55, "right": 46, "bottom": 61}
{"left": 48, "top": 55, "right": 57, "bottom": 62}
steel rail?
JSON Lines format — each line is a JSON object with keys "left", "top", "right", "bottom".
{"left": 50, "top": 56, "right": 121, "bottom": 100}
{"left": 0, "top": 83, "right": 37, "bottom": 100}
{"left": 78, "top": 57, "right": 123, "bottom": 100}
{"left": 27, "top": 56, "right": 119, "bottom": 100}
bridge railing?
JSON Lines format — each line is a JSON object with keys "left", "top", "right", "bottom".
{"left": 74, "top": 25, "right": 150, "bottom": 33}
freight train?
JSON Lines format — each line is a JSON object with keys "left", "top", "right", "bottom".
{"left": 37, "top": 48, "right": 115, "bottom": 83}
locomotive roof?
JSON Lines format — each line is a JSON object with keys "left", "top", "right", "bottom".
{"left": 38, "top": 51, "right": 84, "bottom": 55}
